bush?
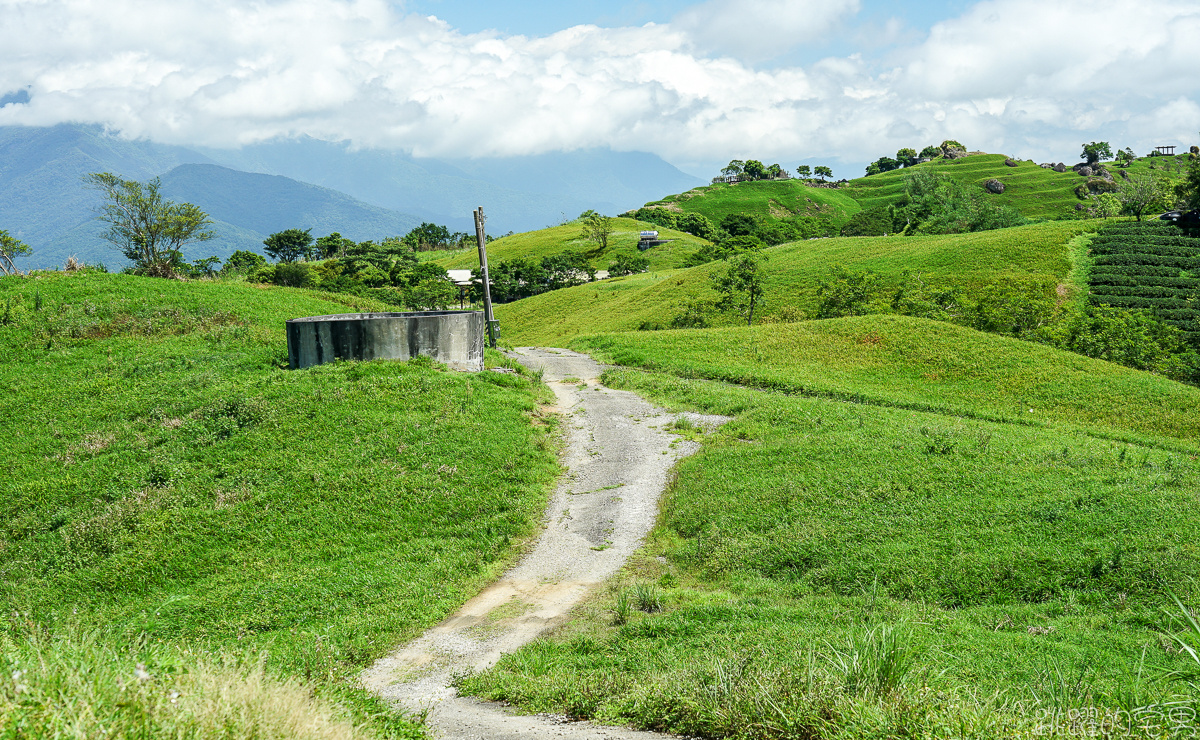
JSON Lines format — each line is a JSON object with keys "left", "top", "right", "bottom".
{"left": 815, "top": 266, "right": 884, "bottom": 318}
{"left": 273, "top": 262, "right": 317, "bottom": 289}
{"left": 840, "top": 206, "right": 893, "bottom": 236}
{"left": 608, "top": 253, "right": 650, "bottom": 277}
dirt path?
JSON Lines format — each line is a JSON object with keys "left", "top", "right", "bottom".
{"left": 361, "top": 347, "right": 725, "bottom": 739}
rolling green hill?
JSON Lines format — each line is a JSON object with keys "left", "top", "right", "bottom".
{"left": 432, "top": 217, "right": 711, "bottom": 273}
{"left": 637, "top": 178, "right": 862, "bottom": 227}
{"left": 0, "top": 270, "right": 557, "bottom": 737}
{"left": 461, "top": 316, "right": 1200, "bottom": 739}
{"left": 843, "top": 153, "right": 1085, "bottom": 218}
{"left": 495, "top": 220, "right": 1095, "bottom": 345}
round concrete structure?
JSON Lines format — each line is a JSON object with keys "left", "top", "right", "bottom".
{"left": 287, "top": 311, "right": 485, "bottom": 372}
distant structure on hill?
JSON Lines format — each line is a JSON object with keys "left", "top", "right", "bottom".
{"left": 1156, "top": 145, "right": 1177, "bottom": 155}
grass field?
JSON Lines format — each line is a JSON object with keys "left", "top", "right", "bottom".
{"left": 432, "top": 217, "right": 710, "bottom": 273}
{"left": 841, "top": 153, "right": 1189, "bottom": 221}
{"left": 640, "top": 179, "right": 862, "bottom": 227}
{"left": 495, "top": 220, "right": 1097, "bottom": 346}
{"left": 460, "top": 319, "right": 1200, "bottom": 738}
{"left": 0, "top": 271, "right": 560, "bottom": 737}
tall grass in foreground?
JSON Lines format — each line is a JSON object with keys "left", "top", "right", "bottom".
{"left": 0, "top": 625, "right": 383, "bottom": 739}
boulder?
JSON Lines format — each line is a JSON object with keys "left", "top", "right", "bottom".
{"left": 1053, "top": 163, "right": 1067, "bottom": 173}
{"left": 984, "top": 179, "right": 1005, "bottom": 194}
{"left": 1073, "top": 164, "right": 1093, "bottom": 177}
{"left": 1119, "top": 169, "right": 1130, "bottom": 180}
{"left": 1004, "top": 158, "right": 1018, "bottom": 167}
{"left": 943, "top": 147, "right": 967, "bottom": 160}
{"left": 1039, "top": 163, "right": 1053, "bottom": 169}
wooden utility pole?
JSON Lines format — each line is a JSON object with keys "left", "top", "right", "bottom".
{"left": 473, "top": 207, "right": 498, "bottom": 348}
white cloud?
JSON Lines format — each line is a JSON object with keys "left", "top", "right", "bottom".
{"left": 0, "top": 0, "right": 1196, "bottom": 173}
{"left": 673, "top": 0, "right": 861, "bottom": 61}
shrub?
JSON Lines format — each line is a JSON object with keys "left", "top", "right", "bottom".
{"left": 815, "top": 265, "right": 884, "bottom": 318}
{"left": 608, "top": 253, "right": 650, "bottom": 277}
{"left": 840, "top": 206, "right": 893, "bottom": 236}
{"left": 274, "top": 262, "right": 317, "bottom": 289}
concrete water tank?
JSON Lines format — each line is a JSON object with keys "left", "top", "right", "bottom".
{"left": 286, "top": 311, "right": 485, "bottom": 372}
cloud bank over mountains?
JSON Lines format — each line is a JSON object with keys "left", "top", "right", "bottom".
{"left": 1, "top": 0, "right": 1196, "bottom": 172}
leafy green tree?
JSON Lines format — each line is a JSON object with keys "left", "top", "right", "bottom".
{"left": 865, "top": 156, "right": 901, "bottom": 176}
{"left": 896, "top": 148, "right": 919, "bottom": 167}
{"left": 1177, "top": 157, "right": 1200, "bottom": 210}
{"left": 712, "top": 253, "right": 765, "bottom": 326}
{"left": 84, "top": 172, "right": 215, "bottom": 277}
{"left": 313, "top": 233, "right": 354, "bottom": 259}
{"left": 795, "top": 165, "right": 812, "bottom": 180}
{"left": 581, "top": 212, "right": 614, "bottom": 253}
{"left": 814, "top": 165, "right": 833, "bottom": 181}
{"left": 1081, "top": 141, "right": 1113, "bottom": 165}
{"left": 919, "top": 145, "right": 940, "bottom": 159}
{"left": 765, "top": 163, "right": 786, "bottom": 179}
{"left": 677, "top": 212, "right": 718, "bottom": 241}
{"left": 1117, "top": 174, "right": 1170, "bottom": 221}
{"left": 1086, "top": 193, "right": 1122, "bottom": 219}
{"left": 273, "top": 262, "right": 317, "bottom": 288}
{"left": 403, "top": 222, "right": 452, "bottom": 251}
{"left": 635, "top": 207, "right": 679, "bottom": 230}
{"left": 720, "top": 212, "right": 759, "bottom": 237}
{"left": 721, "top": 160, "right": 745, "bottom": 180}
{"left": 1114, "top": 147, "right": 1136, "bottom": 168}
{"left": 0, "top": 230, "right": 32, "bottom": 276}
{"left": 188, "top": 256, "right": 221, "bottom": 277}
{"left": 223, "top": 250, "right": 266, "bottom": 274}
{"left": 262, "top": 228, "right": 313, "bottom": 263}
{"left": 607, "top": 252, "right": 650, "bottom": 277}
{"left": 742, "top": 160, "right": 766, "bottom": 180}
{"left": 815, "top": 265, "right": 882, "bottom": 318}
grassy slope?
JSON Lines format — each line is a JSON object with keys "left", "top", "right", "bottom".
{"left": 496, "top": 220, "right": 1096, "bottom": 346}
{"left": 461, "top": 319, "right": 1200, "bottom": 738}
{"left": 843, "top": 153, "right": 1189, "bottom": 220}
{"left": 431, "top": 217, "right": 710, "bottom": 273}
{"left": 641, "top": 179, "right": 862, "bottom": 226}
{"left": 843, "top": 154, "right": 1085, "bottom": 218}
{"left": 0, "top": 271, "right": 559, "bottom": 737}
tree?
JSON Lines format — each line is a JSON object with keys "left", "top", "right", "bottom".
{"left": 1117, "top": 174, "right": 1169, "bottom": 221}
{"left": 0, "top": 230, "right": 32, "bottom": 276}
{"left": 795, "top": 165, "right": 812, "bottom": 180}
{"left": 403, "top": 222, "right": 452, "bottom": 251}
{"left": 865, "top": 156, "right": 901, "bottom": 176}
{"left": 1177, "top": 157, "right": 1200, "bottom": 210}
{"left": 1081, "top": 141, "right": 1113, "bottom": 165}
{"left": 84, "top": 173, "right": 214, "bottom": 277}
{"left": 766, "top": 163, "right": 786, "bottom": 179}
{"left": 815, "top": 265, "right": 882, "bottom": 318}
{"left": 224, "top": 250, "right": 266, "bottom": 273}
{"left": 896, "top": 148, "right": 919, "bottom": 167}
{"left": 1114, "top": 147, "right": 1136, "bottom": 168}
{"left": 314, "top": 232, "right": 354, "bottom": 259}
{"left": 607, "top": 252, "right": 650, "bottom": 277}
{"left": 814, "top": 165, "right": 833, "bottom": 181}
{"left": 580, "top": 212, "right": 614, "bottom": 253}
{"left": 742, "top": 160, "right": 766, "bottom": 180}
{"left": 721, "top": 159, "right": 745, "bottom": 180}
{"left": 919, "top": 145, "right": 941, "bottom": 160}
{"left": 712, "top": 253, "right": 765, "bottom": 326}
{"left": 263, "top": 228, "right": 313, "bottom": 263}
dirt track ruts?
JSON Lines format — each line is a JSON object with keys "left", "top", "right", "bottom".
{"left": 361, "top": 347, "right": 726, "bottom": 739}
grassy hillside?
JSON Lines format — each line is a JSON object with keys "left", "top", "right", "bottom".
{"left": 462, "top": 319, "right": 1200, "bottom": 738}
{"left": 432, "top": 217, "right": 710, "bottom": 273}
{"left": 843, "top": 153, "right": 1085, "bottom": 219}
{"left": 495, "top": 220, "right": 1095, "bottom": 346}
{"left": 843, "top": 153, "right": 1190, "bottom": 221}
{"left": 0, "top": 271, "right": 559, "bottom": 737}
{"left": 639, "top": 178, "right": 862, "bottom": 227}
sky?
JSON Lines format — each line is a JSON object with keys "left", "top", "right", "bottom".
{"left": 1, "top": 0, "right": 1198, "bottom": 179}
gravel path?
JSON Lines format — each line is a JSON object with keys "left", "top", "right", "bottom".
{"left": 361, "top": 347, "right": 725, "bottom": 740}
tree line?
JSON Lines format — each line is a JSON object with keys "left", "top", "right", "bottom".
{"left": 715, "top": 159, "right": 834, "bottom": 183}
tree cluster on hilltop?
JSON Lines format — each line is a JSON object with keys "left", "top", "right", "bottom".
{"left": 715, "top": 159, "right": 834, "bottom": 184}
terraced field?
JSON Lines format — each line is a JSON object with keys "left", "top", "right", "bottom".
{"left": 638, "top": 179, "right": 862, "bottom": 227}
{"left": 1088, "top": 220, "right": 1200, "bottom": 344}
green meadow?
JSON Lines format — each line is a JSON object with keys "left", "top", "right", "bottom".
{"left": 642, "top": 179, "right": 862, "bottom": 226}
{"left": 495, "top": 220, "right": 1095, "bottom": 346}
{"left": 460, "top": 319, "right": 1200, "bottom": 738}
{"left": 0, "top": 271, "right": 559, "bottom": 737}
{"left": 433, "top": 217, "right": 710, "bottom": 273}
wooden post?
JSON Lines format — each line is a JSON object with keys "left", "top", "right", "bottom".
{"left": 474, "top": 207, "right": 497, "bottom": 348}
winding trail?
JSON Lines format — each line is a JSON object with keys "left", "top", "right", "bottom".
{"left": 361, "top": 348, "right": 725, "bottom": 739}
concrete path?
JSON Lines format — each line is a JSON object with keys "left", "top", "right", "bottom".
{"left": 361, "top": 348, "right": 725, "bottom": 739}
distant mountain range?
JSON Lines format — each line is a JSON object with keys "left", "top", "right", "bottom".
{"left": 0, "top": 124, "right": 703, "bottom": 270}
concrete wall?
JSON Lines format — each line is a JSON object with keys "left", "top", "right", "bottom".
{"left": 286, "top": 311, "right": 485, "bottom": 372}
